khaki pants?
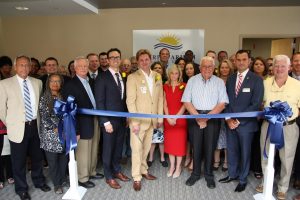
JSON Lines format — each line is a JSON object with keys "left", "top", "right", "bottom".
{"left": 130, "top": 124, "right": 153, "bottom": 181}
{"left": 76, "top": 117, "right": 100, "bottom": 182}
{"left": 260, "top": 121, "right": 299, "bottom": 193}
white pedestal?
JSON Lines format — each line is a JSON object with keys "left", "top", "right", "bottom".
{"left": 253, "top": 143, "right": 276, "bottom": 200}
{"left": 62, "top": 150, "right": 87, "bottom": 200}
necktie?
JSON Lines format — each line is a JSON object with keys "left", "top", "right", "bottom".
{"left": 23, "top": 80, "right": 33, "bottom": 121}
{"left": 115, "top": 73, "right": 122, "bottom": 99}
{"left": 91, "top": 73, "right": 96, "bottom": 79}
{"left": 235, "top": 73, "right": 243, "bottom": 97}
{"left": 85, "top": 79, "right": 96, "bottom": 109}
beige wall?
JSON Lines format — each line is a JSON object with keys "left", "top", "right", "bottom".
{"left": 1, "top": 7, "right": 300, "bottom": 66}
{"left": 0, "top": 18, "right": 4, "bottom": 55}
{"left": 243, "top": 38, "right": 273, "bottom": 58}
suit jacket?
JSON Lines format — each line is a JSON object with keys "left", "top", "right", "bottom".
{"left": 94, "top": 70, "right": 127, "bottom": 127}
{"left": 0, "top": 75, "right": 42, "bottom": 143}
{"left": 225, "top": 70, "right": 264, "bottom": 132}
{"left": 62, "top": 75, "right": 95, "bottom": 139}
{"left": 126, "top": 69, "right": 163, "bottom": 131}
{"left": 40, "top": 74, "right": 71, "bottom": 92}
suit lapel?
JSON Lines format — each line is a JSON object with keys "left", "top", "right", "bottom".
{"left": 236, "top": 71, "right": 251, "bottom": 98}
{"left": 138, "top": 69, "right": 152, "bottom": 100}
{"left": 29, "top": 77, "right": 40, "bottom": 114}
{"left": 74, "top": 76, "right": 92, "bottom": 105}
{"left": 12, "top": 76, "right": 24, "bottom": 105}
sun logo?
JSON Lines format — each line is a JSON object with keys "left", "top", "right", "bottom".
{"left": 158, "top": 34, "right": 181, "bottom": 46}
{"left": 154, "top": 33, "right": 183, "bottom": 50}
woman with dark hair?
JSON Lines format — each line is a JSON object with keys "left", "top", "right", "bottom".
{"left": 67, "top": 60, "right": 75, "bottom": 78}
{"left": 182, "top": 62, "right": 196, "bottom": 83}
{"left": 147, "top": 61, "right": 168, "bottom": 167}
{"left": 251, "top": 57, "right": 268, "bottom": 79}
{"left": 39, "top": 73, "right": 68, "bottom": 194}
{"left": 175, "top": 57, "right": 186, "bottom": 72}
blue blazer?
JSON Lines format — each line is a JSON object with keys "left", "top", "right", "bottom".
{"left": 225, "top": 70, "right": 264, "bottom": 132}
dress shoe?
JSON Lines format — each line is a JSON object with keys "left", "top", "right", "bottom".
{"left": 294, "top": 180, "right": 300, "bottom": 190}
{"left": 173, "top": 169, "right": 182, "bottom": 179}
{"left": 160, "top": 160, "right": 168, "bottom": 167}
{"left": 167, "top": 168, "right": 175, "bottom": 177}
{"left": 234, "top": 183, "right": 247, "bottom": 192}
{"left": 18, "top": 192, "right": 31, "bottom": 200}
{"left": 78, "top": 180, "right": 95, "bottom": 188}
{"left": 277, "top": 192, "right": 286, "bottom": 200}
{"left": 106, "top": 179, "right": 121, "bottom": 189}
{"left": 54, "top": 186, "right": 63, "bottom": 194}
{"left": 114, "top": 172, "right": 130, "bottom": 182}
{"left": 133, "top": 181, "right": 141, "bottom": 191}
{"left": 213, "top": 161, "right": 220, "bottom": 171}
{"left": 255, "top": 184, "right": 263, "bottom": 193}
{"left": 142, "top": 173, "right": 157, "bottom": 180}
{"left": 36, "top": 184, "right": 51, "bottom": 192}
{"left": 185, "top": 175, "right": 200, "bottom": 186}
{"left": 90, "top": 173, "right": 104, "bottom": 179}
{"left": 293, "top": 193, "right": 300, "bottom": 200}
{"left": 218, "top": 176, "right": 238, "bottom": 183}
{"left": 147, "top": 160, "right": 153, "bottom": 167}
{"left": 206, "top": 179, "right": 216, "bottom": 189}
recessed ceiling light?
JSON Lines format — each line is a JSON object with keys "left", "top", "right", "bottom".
{"left": 15, "top": 6, "right": 29, "bottom": 11}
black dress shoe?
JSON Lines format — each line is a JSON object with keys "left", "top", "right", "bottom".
{"left": 185, "top": 175, "right": 200, "bottom": 186}
{"left": 37, "top": 184, "right": 51, "bottom": 192}
{"left": 147, "top": 161, "right": 153, "bottom": 167}
{"left": 218, "top": 176, "right": 238, "bottom": 183}
{"left": 90, "top": 173, "right": 104, "bottom": 179}
{"left": 234, "top": 183, "right": 247, "bottom": 192}
{"left": 206, "top": 179, "right": 216, "bottom": 189}
{"left": 78, "top": 180, "right": 95, "bottom": 188}
{"left": 160, "top": 160, "right": 168, "bottom": 168}
{"left": 18, "top": 192, "right": 31, "bottom": 200}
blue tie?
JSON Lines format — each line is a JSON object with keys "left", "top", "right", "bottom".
{"left": 85, "top": 79, "right": 96, "bottom": 109}
{"left": 23, "top": 80, "right": 33, "bottom": 121}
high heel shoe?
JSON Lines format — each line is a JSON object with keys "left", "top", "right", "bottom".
{"left": 222, "top": 162, "right": 228, "bottom": 172}
{"left": 167, "top": 168, "right": 175, "bottom": 177}
{"left": 213, "top": 161, "right": 220, "bottom": 171}
{"left": 173, "top": 169, "right": 182, "bottom": 178}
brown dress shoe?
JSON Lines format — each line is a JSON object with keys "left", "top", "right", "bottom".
{"left": 142, "top": 173, "right": 157, "bottom": 180}
{"left": 133, "top": 181, "right": 141, "bottom": 191}
{"left": 106, "top": 179, "right": 121, "bottom": 189}
{"left": 294, "top": 180, "right": 300, "bottom": 190}
{"left": 294, "top": 193, "right": 300, "bottom": 200}
{"left": 114, "top": 172, "right": 130, "bottom": 182}
{"left": 277, "top": 192, "right": 286, "bottom": 200}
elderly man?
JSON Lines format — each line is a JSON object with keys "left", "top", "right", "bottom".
{"left": 219, "top": 50, "right": 264, "bottom": 192}
{"left": 182, "top": 56, "right": 228, "bottom": 189}
{"left": 126, "top": 49, "right": 163, "bottom": 191}
{"left": 63, "top": 57, "right": 102, "bottom": 189}
{"left": 255, "top": 55, "right": 300, "bottom": 200}
{"left": 0, "top": 55, "right": 50, "bottom": 200}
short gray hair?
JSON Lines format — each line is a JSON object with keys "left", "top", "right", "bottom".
{"left": 74, "top": 56, "right": 89, "bottom": 67}
{"left": 14, "top": 55, "right": 31, "bottom": 66}
{"left": 273, "top": 55, "right": 291, "bottom": 66}
{"left": 200, "top": 56, "right": 215, "bottom": 67}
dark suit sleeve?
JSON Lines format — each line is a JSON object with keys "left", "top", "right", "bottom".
{"left": 94, "top": 74, "right": 109, "bottom": 126}
{"left": 243, "top": 76, "right": 264, "bottom": 112}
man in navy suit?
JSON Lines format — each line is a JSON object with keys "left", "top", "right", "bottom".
{"left": 63, "top": 57, "right": 102, "bottom": 189}
{"left": 95, "top": 48, "right": 130, "bottom": 189}
{"left": 219, "top": 50, "right": 264, "bottom": 192}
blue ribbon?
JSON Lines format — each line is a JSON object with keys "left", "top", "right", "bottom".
{"left": 53, "top": 96, "right": 78, "bottom": 155}
{"left": 263, "top": 100, "right": 293, "bottom": 158}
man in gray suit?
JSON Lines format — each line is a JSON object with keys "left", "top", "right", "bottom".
{"left": 0, "top": 55, "right": 50, "bottom": 200}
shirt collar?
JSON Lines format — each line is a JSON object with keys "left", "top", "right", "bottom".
{"left": 140, "top": 69, "right": 153, "bottom": 78}
{"left": 108, "top": 67, "right": 120, "bottom": 76}
{"left": 237, "top": 68, "right": 249, "bottom": 77}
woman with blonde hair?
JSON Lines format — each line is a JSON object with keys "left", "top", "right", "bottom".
{"left": 163, "top": 65, "right": 187, "bottom": 178}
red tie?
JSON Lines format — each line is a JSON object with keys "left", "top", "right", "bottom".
{"left": 235, "top": 73, "right": 243, "bottom": 97}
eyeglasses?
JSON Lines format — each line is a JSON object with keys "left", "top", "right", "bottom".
{"left": 109, "top": 56, "right": 121, "bottom": 61}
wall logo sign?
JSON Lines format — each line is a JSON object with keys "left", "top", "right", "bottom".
{"left": 154, "top": 33, "right": 183, "bottom": 50}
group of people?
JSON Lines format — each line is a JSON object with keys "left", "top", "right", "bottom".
{"left": 0, "top": 48, "right": 300, "bottom": 200}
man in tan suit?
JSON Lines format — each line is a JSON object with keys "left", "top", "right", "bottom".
{"left": 0, "top": 55, "right": 50, "bottom": 200}
{"left": 126, "top": 49, "right": 164, "bottom": 191}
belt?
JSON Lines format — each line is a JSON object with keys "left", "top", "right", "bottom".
{"left": 283, "top": 119, "right": 296, "bottom": 126}
{"left": 196, "top": 110, "right": 211, "bottom": 114}
{"left": 25, "top": 119, "right": 37, "bottom": 126}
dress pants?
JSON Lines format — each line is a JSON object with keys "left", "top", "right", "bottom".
{"left": 191, "top": 118, "right": 220, "bottom": 181}
{"left": 9, "top": 121, "right": 45, "bottom": 194}
{"left": 250, "top": 120, "right": 263, "bottom": 173}
{"left": 130, "top": 124, "right": 153, "bottom": 181}
{"left": 45, "top": 151, "right": 68, "bottom": 187}
{"left": 102, "top": 122, "right": 125, "bottom": 180}
{"left": 227, "top": 128, "right": 254, "bottom": 184}
{"left": 260, "top": 121, "right": 299, "bottom": 193}
{"left": 0, "top": 155, "right": 13, "bottom": 181}
{"left": 76, "top": 117, "right": 100, "bottom": 182}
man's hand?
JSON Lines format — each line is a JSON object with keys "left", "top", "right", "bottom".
{"left": 196, "top": 118, "right": 207, "bottom": 129}
{"left": 132, "top": 124, "right": 140, "bottom": 135}
{"left": 105, "top": 123, "right": 114, "bottom": 133}
{"left": 226, "top": 119, "right": 240, "bottom": 130}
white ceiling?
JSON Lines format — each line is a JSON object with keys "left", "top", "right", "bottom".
{"left": 0, "top": 0, "right": 300, "bottom": 16}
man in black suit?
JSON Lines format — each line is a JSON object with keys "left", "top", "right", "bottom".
{"left": 40, "top": 57, "right": 70, "bottom": 91}
{"left": 63, "top": 56, "right": 102, "bottom": 189}
{"left": 95, "top": 48, "right": 130, "bottom": 189}
{"left": 87, "top": 53, "right": 100, "bottom": 93}
{"left": 219, "top": 50, "right": 264, "bottom": 192}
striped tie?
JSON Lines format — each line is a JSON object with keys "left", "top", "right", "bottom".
{"left": 23, "top": 80, "right": 33, "bottom": 121}
{"left": 235, "top": 73, "right": 243, "bottom": 97}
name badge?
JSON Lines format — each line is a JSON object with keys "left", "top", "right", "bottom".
{"left": 242, "top": 88, "right": 250, "bottom": 92}
{"left": 140, "top": 86, "right": 147, "bottom": 94}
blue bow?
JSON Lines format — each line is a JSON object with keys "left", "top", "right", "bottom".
{"left": 53, "top": 96, "right": 77, "bottom": 155}
{"left": 263, "top": 100, "right": 293, "bottom": 158}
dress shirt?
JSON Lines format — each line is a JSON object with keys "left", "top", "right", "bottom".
{"left": 89, "top": 70, "right": 98, "bottom": 79}
{"left": 235, "top": 68, "right": 249, "bottom": 88}
{"left": 108, "top": 67, "right": 124, "bottom": 99}
{"left": 181, "top": 74, "right": 229, "bottom": 110}
{"left": 140, "top": 69, "right": 154, "bottom": 96}
{"left": 16, "top": 75, "right": 37, "bottom": 119}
